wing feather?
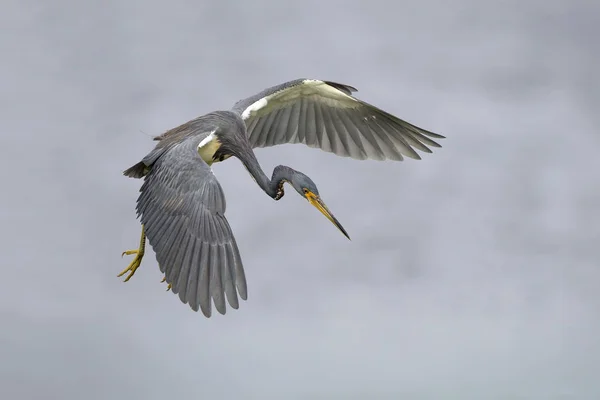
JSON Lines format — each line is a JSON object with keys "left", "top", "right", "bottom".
{"left": 286, "top": 100, "right": 301, "bottom": 143}
{"left": 346, "top": 109, "right": 384, "bottom": 159}
{"left": 337, "top": 107, "right": 368, "bottom": 158}
{"left": 319, "top": 101, "right": 340, "bottom": 155}
{"left": 134, "top": 134, "right": 247, "bottom": 317}
{"left": 276, "top": 104, "right": 294, "bottom": 143}
{"left": 263, "top": 108, "right": 284, "bottom": 148}
{"left": 306, "top": 100, "right": 318, "bottom": 148}
{"left": 330, "top": 107, "right": 359, "bottom": 158}
{"left": 233, "top": 79, "right": 444, "bottom": 161}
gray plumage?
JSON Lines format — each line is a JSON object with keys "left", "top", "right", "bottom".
{"left": 124, "top": 78, "right": 444, "bottom": 317}
{"left": 126, "top": 115, "right": 247, "bottom": 316}
{"left": 231, "top": 79, "right": 444, "bottom": 161}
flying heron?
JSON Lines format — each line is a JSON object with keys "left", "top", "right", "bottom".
{"left": 119, "top": 78, "right": 444, "bottom": 317}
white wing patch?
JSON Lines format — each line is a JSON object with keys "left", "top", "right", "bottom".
{"left": 198, "top": 131, "right": 216, "bottom": 148}
{"left": 241, "top": 80, "right": 359, "bottom": 121}
{"left": 241, "top": 97, "right": 268, "bottom": 120}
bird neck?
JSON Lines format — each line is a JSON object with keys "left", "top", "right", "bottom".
{"left": 239, "top": 150, "right": 294, "bottom": 200}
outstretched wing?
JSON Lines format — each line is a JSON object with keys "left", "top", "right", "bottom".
{"left": 134, "top": 134, "right": 247, "bottom": 317}
{"left": 232, "top": 79, "right": 444, "bottom": 161}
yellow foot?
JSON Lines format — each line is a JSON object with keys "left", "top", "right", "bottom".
{"left": 119, "top": 225, "right": 146, "bottom": 282}
{"left": 161, "top": 276, "right": 172, "bottom": 291}
{"left": 118, "top": 249, "right": 144, "bottom": 282}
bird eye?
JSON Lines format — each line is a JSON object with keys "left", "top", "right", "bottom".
{"left": 303, "top": 188, "right": 309, "bottom": 194}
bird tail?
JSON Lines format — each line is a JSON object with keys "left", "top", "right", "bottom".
{"left": 123, "top": 161, "right": 148, "bottom": 179}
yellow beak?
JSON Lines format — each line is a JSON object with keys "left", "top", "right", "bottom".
{"left": 306, "top": 191, "right": 350, "bottom": 240}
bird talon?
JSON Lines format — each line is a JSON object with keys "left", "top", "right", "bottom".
{"left": 121, "top": 249, "right": 137, "bottom": 258}
{"left": 119, "top": 226, "right": 146, "bottom": 282}
{"left": 161, "top": 276, "right": 172, "bottom": 291}
{"left": 118, "top": 249, "right": 144, "bottom": 282}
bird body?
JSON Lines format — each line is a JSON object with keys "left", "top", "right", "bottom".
{"left": 120, "top": 79, "right": 444, "bottom": 317}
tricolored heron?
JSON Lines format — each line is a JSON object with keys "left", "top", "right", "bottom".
{"left": 120, "top": 78, "right": 444, "bottom": 317}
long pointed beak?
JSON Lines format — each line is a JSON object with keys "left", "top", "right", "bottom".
{"left": 306, "top": 192, "right": 350, "bottom": 240}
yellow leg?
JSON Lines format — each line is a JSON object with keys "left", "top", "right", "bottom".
{"left": 161, "top": 276, "right": 172, "bottom": 291}
{"left": 118, "top": 225, "right": 146, "bottom": 282}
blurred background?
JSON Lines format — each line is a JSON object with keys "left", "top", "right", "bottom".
{"left": 1, "top": 0, "right": 599, "bottom": 398}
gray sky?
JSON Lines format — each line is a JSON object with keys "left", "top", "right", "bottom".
{"left": 2, "top": 0, "right": 599, "bottom": 398}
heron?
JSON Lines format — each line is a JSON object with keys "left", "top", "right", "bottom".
{"left": 119, "top": 78, "right": 444, "bottom": 317}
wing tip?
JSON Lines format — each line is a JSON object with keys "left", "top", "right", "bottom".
{"left": 425, "top": 132, "right": 446, "bottom": 140}
{"left": 176, "top": 283, "right": 246, "bottom": 317}
{"left": 425, "top": 137, "right": 443, "bottom": 148}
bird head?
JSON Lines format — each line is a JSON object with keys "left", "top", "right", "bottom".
{"left": 287, "top": 171, "right": 350, "bottom": 240}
